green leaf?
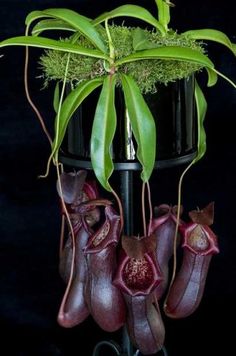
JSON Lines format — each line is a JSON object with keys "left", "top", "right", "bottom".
{"left": 52, "top": 77, "right": 103, "bottom": 157}
{"left": 116, "top": 46, "right": 217, "bottom": 86}
{"left": 116, "top": 45, "right": 214, "bottom": 68}
{"left": 183, "top": 29, "right": 236, "bottom": 57}
{"left": 31, "top": 19, "right": 76, "bottom": 36}
{"left": 53, "top": 82, "right": 60, "bottom": 113}
{"left": 93, "top": 5, "right": 166, "bottom": 35}
{"left": 120, "top": 74, "right": 156, "bottom": 182}
{"left": 90, "top": 75, "right": 117, "bottom": 192}
{"left": 231, "top": 43, "right": 236, "bottom": 55}
{"left": 205, "top": 67, "right": 218, "bottom": 87}
{"left": 0, "top": 36, "right": 109, "bottom": 60}
{"left": 25, "top": 10, "right": 48, "bottom": 26}
{"left": 194, "top": 79, "right": 207, "bottom": 162}
{"left": 132, "top": 28, "right": 157, "bottom": 51}
{"left": 26, "top": 9, "right": 107, "bottom": 53}
{"left": 155, "top": 0, "right": 171, "bottom": 31}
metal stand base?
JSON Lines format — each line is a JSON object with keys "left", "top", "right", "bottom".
{"left": 92, "top": 340, "right": 168, "bottom": 356}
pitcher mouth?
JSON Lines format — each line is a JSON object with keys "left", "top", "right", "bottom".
{"left": 114, "top": 251, "right": 162, "bottom": 297}
{"left": 122, "top": 256, "right": 155, "bottom": 293}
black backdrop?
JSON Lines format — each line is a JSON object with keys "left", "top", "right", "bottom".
{"left": 0, "top": 1, "right": 236, "bottom": 355}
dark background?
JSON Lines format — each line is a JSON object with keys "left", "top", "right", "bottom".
{"left": 0, "top": 0, "right": 235, "bottom": 355}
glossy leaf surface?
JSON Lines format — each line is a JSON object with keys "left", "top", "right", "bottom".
{"left": 0, "top": 36, "right": 108, "bottom": 60}
{"left": 183, "top": 28, "right": 236, "bottom": 56}
{"left": 121, "top": 74, "right": 156, "bottom": 182}
{"left": 52, "top": 78, "right": 103, "bottom": 157}
{"left": 205, "top": 68, "right": 218, "bottom": 87}
{"left": 194, "top": 79, "right": 207, "bottom": 162}
{"left": 25, "top": 10, "right": 49, "bottom": 25}
{"left": 26, "top": 9, "right": 107, "bottom": 53}
{"left": 31, "top": 19, "right": 76, "bottom": 36}
{"left": 93, "top": 5, "right": 165, "bottom": 35}
{"left": 117, "top": 45, "right": 217, "bottom": 86}
{"left": 90, "top": 75, "right": 117, "bottom": 192}
{"left": 116, "top": 46, "right": 214, "bottom": 68}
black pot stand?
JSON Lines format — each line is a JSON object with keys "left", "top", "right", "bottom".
{"left": 59, "top": 77, "right": 197, "bottom": 356}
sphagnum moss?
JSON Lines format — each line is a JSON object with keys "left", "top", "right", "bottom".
{"left": 39, "top": 25, "right": 205, "bottom": 93}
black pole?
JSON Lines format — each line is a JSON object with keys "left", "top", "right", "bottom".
{"left": 120, "top": 170, "right": 134, "bottom": 236}
{"left": 120, "top": 170, "right": 134, "bottom": 355}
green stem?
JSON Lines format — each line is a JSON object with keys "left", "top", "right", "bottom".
{"left": 155, "top": 0, "right": 171, "bottom": 33}
{"left": 105, "top": 19, "right": 115, "bottom": 63}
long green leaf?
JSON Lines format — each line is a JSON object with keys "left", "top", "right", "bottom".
{"left": 52, "top": 78, "right": 103, "bottom": 157}
{"left": 116, "top": 46, "right": 216, "bottom": 87}
{"left": 93, "top": 5, "right": 165, "bottom": 35}
{"left": 31, "top": 19, "right": 76, "bottom": 36}
{"left": 25, "top": 10, "right": 48, "bottom": 26}
{"left": 0, "top": 36, "right": 109, "bottom": 60}
{"left": 116, "top": 45, "right": 214, "bottom": 67}
{"left": 121, "top": 74, "right": 156, "bottom": 182}
{"left": 183, "top": 29, "right": 236, "bottom": 56}
{"left": 194, "top": 79, "right": 207, "bottom": 162}
{"left": 90, "top": 75, "right": 117, "bottom": 192}
{"left": 26, "top": 9, "right": 107, "bottom": 53}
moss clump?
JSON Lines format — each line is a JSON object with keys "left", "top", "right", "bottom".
{"left": 39, "top": 25, "right": 205, "bottom": 93}
{"left": 39, "top": 37, "right": 106, "bottom": 87}
{"left": 121, "top": 29, "right": 205, "bottom": 93}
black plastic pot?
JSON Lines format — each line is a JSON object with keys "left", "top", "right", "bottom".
{"left": 60, "top": 76, "right": 197, "bottom": 170}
